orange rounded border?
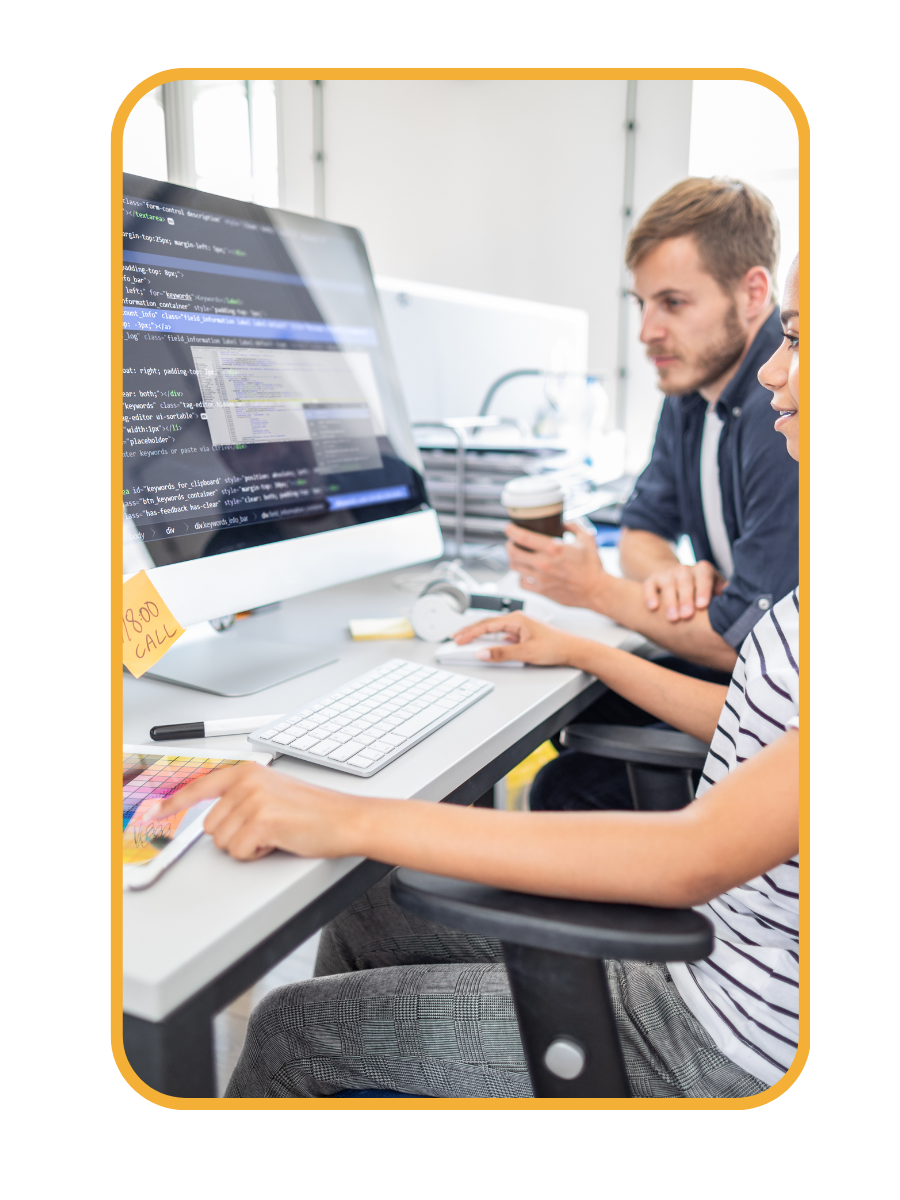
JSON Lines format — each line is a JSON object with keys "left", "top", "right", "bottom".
{"left": 111, "top": 67, "right": 809, "bottom": 1111}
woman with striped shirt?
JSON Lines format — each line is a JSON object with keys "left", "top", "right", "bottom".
{"left": 157, "top": 257, "right": 802, "bottom": 1099}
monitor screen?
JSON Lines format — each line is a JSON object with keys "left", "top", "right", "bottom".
{"left": 122, "top": 174, "right": 429, "bottom": 570}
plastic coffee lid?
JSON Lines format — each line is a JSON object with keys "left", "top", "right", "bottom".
{"left": 500, "top": 476, "right": 564, "bottom": 510}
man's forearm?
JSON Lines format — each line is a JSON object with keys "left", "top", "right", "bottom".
{"left": 619, "top": 527, "right": 681, "bottom": 581}
{"left": 589, "top": 574, "right": 738, "bottom": 671}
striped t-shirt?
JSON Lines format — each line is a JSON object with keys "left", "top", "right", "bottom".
{"left": 668, "top": 589, "right": 800, "bottom": 1086}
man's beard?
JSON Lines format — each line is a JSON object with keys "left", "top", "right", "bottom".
{"left": 650, "top": 303, "right": 748, "bottom": 394}
{"left": 688, "top": 303, "right": 747, "bottom": 391}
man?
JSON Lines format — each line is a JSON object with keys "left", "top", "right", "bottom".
{"left": 510, "top": 177, "right": 799, "bottom": 811}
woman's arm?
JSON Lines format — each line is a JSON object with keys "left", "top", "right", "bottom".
{"left": 154, "top": 731, "right": 798, "bottom": 909}
{"left": 454, "top": 612, "right": 728, "bottom": 743}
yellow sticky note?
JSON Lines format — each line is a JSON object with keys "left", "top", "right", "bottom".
{"left": 122, "top": 571, "right": 185, "bottom": 678}
{"left": 349, "top": 617, "right": 415, "bottom": 641}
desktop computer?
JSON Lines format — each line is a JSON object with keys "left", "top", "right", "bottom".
{"left": 122, "top": 173, "right": 443, "bottom": 694}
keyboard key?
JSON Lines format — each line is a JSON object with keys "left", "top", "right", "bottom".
{"left": 393, "top": 705, "right": 447, "bottom": 738}
{"left": 289, "top": 734, "right": 319, "bottom": 751}
{"left": 369, "top": 739, "right": 395, "bottom": 752}
{"left": 381, "top": 733, "right": 405, "bottom": 747}
{"left": 257, "top": 729, "right": 279, "bottom": 740}
{"left": 328, "top": 741, "right": 365, "bottom": 762}
{"left": 348, "top": 754, "right": 376, "bottom": 768}
{"left": 272, "top": 732, "right": 297, "bottom": 745}
{"left": 308, "top": 738, "right": 339, "bottom": 756}
{"left": 356, "top": 734, "right": 377, "bottom": 745}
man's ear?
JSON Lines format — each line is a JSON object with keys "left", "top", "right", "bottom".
{"left": 740, "top": 266, "right": 773, "bottom": 319}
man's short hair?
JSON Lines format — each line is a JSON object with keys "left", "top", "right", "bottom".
{"left": 625, "top": 177, "right": 780, "bottom": 293}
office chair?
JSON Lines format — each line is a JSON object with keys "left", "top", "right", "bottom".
{"left": 336, "top": 725, "right": 713, "bottom": 1099}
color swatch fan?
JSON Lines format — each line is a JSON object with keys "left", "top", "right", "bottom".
{"left": 121, "top": 745, "right": 271, "bottom": 888}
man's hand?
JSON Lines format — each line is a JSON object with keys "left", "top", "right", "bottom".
{"left": 504, "top": 521, "right": 606, "bottom": 609}
{"left": 454, "top": 611, "right": 584, "bottom": 666}
{"left": 642, "top": 560, "right": 727, "bottom": 622}
{"left": 148, "top": 762, "right": 363, "bottom": 862}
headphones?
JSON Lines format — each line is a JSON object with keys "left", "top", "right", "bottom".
{"left": 411, "top": 579, "right": 524, "bottom": 642}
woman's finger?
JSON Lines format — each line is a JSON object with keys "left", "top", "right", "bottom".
{"left": 206, "top": 791, "right": 262, "bottom": 852}
{"left": 476, "top": 640, "right": 527, "bottom": 662}
{"left": 454, "top": 615, "right": 526, "bottom": 644}
{"left": 148, "top": 763, "right": 247, "bottom": 818}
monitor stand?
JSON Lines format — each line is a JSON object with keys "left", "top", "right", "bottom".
{"left": 143, "top": 633, "right": 338, "bottom": 697}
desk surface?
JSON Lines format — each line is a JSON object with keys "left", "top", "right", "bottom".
{"left": 123, "top": 567, "right": 640, "bottom": 1021}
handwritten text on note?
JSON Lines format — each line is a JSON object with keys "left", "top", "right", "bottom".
{"left": 122, "top": 571, "right": 184, "bottom": 678}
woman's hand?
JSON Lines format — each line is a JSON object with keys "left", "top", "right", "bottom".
{"left": 148, "top": 762, "right": 364, "bottom": 862}
{"left": 453, "top": 611, "right": 584, "bottom": 666}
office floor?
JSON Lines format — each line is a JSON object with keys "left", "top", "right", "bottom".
{"left": 214, "top": 932, "right": 321, "bottom": 1096}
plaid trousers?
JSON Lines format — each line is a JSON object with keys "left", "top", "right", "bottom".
{"left": 226, "top": 875, "right": 767, "bottom": 1100}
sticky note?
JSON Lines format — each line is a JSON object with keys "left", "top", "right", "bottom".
{"left": 349, "top": 617, "right": 415, "bottom": 641}
{"left": 122, "top": 571, "right": 185, "bottom": 678}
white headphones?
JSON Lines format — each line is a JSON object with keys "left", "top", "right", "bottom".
{"left": 411, "top": 579, "right": 524, "bottom": 642}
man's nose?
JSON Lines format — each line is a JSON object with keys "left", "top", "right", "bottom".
{"left": 639, "top": 307, "right": 666, "bottom": 345}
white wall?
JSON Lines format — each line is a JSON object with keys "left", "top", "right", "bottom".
{"left": 689, "top": 80, "right": 799, "bottom": 301}
{"left": 624, "top": 79, "right": 693, "bottom": 471}
{"left": 274, "top": 79, "right": 693, "bottom": 470}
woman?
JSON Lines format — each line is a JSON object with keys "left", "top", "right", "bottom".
{"left": 155, "top": 255, "right": 802, "bottom": 1100}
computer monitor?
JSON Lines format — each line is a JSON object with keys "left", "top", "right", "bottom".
{"left": 122, "top": 173, "right": 443, "bottom": 694}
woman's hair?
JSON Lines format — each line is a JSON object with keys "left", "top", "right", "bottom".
{"left": 626, "top": 176, "right": 780, "bottom": 293}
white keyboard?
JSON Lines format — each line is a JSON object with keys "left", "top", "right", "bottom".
{"left": 249, "top": 659, "right": 493, "bottom": 777}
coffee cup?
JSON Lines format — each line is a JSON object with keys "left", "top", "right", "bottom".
{"left": 501, "top": 476, "right": 565, "bottom": 543}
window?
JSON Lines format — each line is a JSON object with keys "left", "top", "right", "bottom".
{"left": 689, "top": 81, "right": 799, "bottom": 298}
{"left": 193, "top": 80, "right": 278, "bottom": 206}
{"left": 122, "top": 80, "right": 279, "bottom": 205}
{"left": 122, "top": 87, "right": 167, "bottom": 181}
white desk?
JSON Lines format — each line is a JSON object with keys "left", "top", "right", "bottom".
{"left": 122, "top": 566, "right": 641, "bottom": 1096}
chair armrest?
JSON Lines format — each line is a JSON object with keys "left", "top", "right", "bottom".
{"left": 391, "top": 869, "right": 713, "bottom": 963}
{"left": 560, "top": 723, "right": 709, "bottom": 770}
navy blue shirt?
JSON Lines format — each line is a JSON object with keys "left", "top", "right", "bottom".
{"left": 620, "top": 309, "right": 799, "bottom": 649}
